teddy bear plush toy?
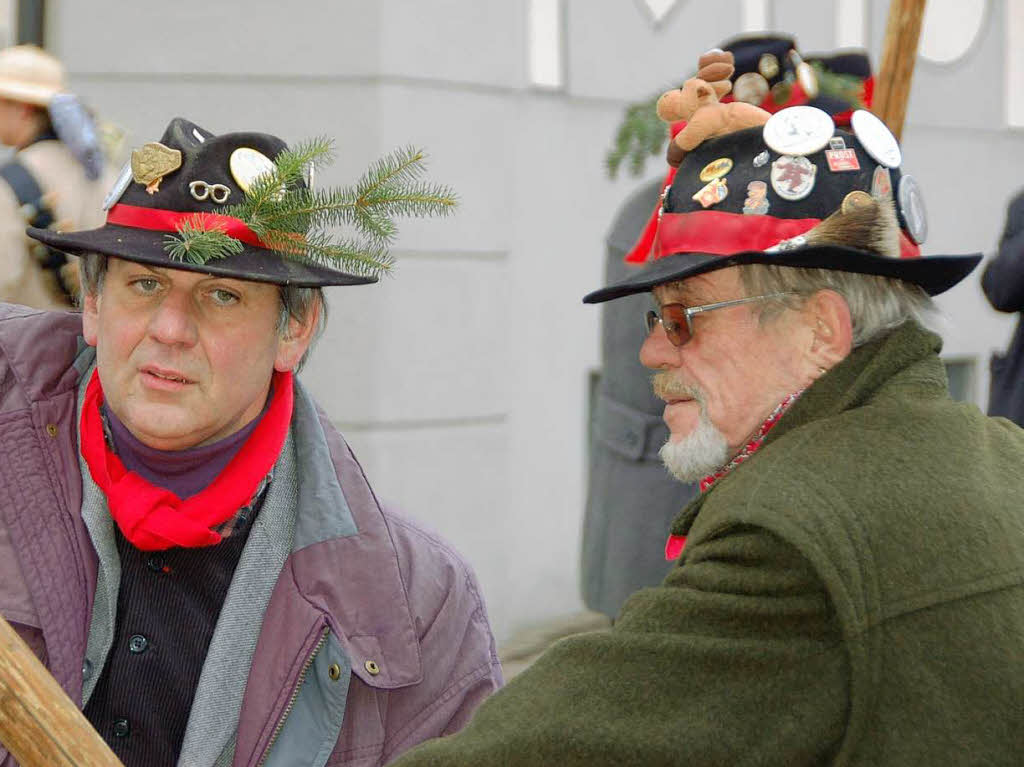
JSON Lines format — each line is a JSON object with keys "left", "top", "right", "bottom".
{"left": 658, "top": 49, "right": 772, "bottom": 167}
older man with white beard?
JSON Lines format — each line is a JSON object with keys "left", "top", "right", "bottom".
{"left": 391, "top": 105, "right": 1024, "bottom": 766}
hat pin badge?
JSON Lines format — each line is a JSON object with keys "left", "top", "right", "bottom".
{"left": 851, "top": 110, "right": 902, "bottom": 168}
{"left": 131, "top": 142, "right": 183, "bottom": 195}
{"left": 763, "top": 106, "right": 834, "bottom": 157}
{"left": 230, "top": 147, "right": 277, "bottom": 194}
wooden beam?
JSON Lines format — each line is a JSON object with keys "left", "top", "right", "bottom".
{"left": 873, "top": 0, "right": 928, "bottom": 141}
{"left": 0, "top": 614, "right": 123, "bottom": 766}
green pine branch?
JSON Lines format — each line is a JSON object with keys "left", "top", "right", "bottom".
{"left": 164, "top": 217, "right": 244, "bottom": 264}
{"left": 163, "top": 140, "right": 456, "bottom": 277}
{"left": 605, "top": 92, "right": 669, "bottom": 180}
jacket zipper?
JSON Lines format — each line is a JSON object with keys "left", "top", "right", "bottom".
{"left": 255, "top": 627, "right": 329, "bottom": 767}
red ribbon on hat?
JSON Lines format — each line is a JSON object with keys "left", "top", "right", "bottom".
{"left": 106, "top": 203, "right": 268, "bottom": 249}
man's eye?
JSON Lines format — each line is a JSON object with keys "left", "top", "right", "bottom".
{"left": 211, "top": 288, "right": 240, "bottom": 305}
{"left": 132, "top": 278, "right": 160, "bottom": 294}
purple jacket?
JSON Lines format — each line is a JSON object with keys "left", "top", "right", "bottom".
{"left": 0, "top": 304, "right": 502, "bottom": 766}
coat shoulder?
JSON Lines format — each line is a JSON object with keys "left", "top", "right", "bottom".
{"left": 0, "top": 306, "right": 83, "bottom": 412}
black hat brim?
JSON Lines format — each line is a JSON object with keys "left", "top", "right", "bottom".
{"left": 28, "top": 224, "right": 377, "bottom": 288}
{"left": 582, "top": 245, "right": 982, "bottom": 304}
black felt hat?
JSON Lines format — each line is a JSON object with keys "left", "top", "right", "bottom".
{"left": 584, "top": 111, "right": 981, "bottom": 304}
{"left": 27, "top": 117, "right": 376, "bottom": 287}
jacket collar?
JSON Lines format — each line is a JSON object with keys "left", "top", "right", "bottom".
{"left": 670, "top": 321, "right": 947, "bottom": 538}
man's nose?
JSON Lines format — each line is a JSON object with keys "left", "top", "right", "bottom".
{"left": 147, "top": 290, "right": 199, "bottom": 346}
{"left": 639, "top": 322, "right": 680, "bottom": 370}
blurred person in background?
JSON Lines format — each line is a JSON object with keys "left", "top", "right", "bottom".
{"left": 982, "top": 188, "right": 1024, "bottom": 426}
{"left": 0, "top": 44, "right": 112, "bottom": 309}
{"left": 584, "top": 34, "right": 874, "bottom": 621}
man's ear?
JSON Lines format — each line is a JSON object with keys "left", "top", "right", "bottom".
{"left": 81, "top": 290, "right": 100, "bottom": 347}
{"left": 803, "top": 289, "right": 853, "bottom": 371}
{"left": 274, "top": 299, "right": 321, "bottom": 372}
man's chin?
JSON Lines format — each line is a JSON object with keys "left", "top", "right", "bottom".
{"left": 658, "top": 420, "right": 732, "bottom": 483}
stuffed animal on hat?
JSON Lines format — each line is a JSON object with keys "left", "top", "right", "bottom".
{"left": 658, "top": 49, "right": 772, "bottom": 168}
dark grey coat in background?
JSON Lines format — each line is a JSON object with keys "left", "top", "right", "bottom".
{"left": 580, "top": 177, "right": 698, "bottom": 619}
{"left": 983, "top": 189, "right": 1024, "bottom": 426}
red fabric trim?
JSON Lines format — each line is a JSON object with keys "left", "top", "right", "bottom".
{"left": 654, "top": 211, "right": 821, "bottom": 258}
{"left": 652, "top": 210, "right": 921, "bottom": 261}
{"left": 106, "top": 203, "right": 267, "bottom": 249}
{"left": 664, "top": 534, "right": 687, "bottom": 561}
{"left": 624, "top": 167, "right": 677, "bottom": 264}
{"left": 80, "top": 369, "right": 293, "bottom": 551}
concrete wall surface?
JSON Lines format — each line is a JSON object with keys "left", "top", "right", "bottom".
{"left": 45, "top": 0, "right": 1024, "bottom": 642}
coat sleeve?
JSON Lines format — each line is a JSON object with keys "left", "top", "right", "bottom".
{"left": 982, "top": 190, "right": 1024, "bottom": 312}
{"left": 378, "top": 512, "right": 503, "bottom": 765}
{"left": 388, "top": 524, "right": 849, "bottom": 767}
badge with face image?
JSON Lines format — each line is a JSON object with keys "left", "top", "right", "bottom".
{"left": 763, "top": 106, "right": 834, "bottom": 157}
{"left": 743, "top": 180, "right": 770, "bottom": 215}
{"left": 770, "top": 155, "right": 817, "bottom": 201}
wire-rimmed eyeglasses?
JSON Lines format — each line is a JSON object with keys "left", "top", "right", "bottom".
{"left": 644, "top": 292, "right": 796, "bottom": 347}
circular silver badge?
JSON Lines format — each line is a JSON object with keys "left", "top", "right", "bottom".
{"left": 851, "top": 109, "right": 902, "bottom": 168}
{"left": 897, "top": 173, "right": 928, "bottom": 244}
{"left": 102, "top": 161, "right": 133, "bottom": 211}
{"left": 762, "top": 106, "right": 834, "bottom": 157}
{"left": 733, "top": 72, "right": 769, "bottom": 105}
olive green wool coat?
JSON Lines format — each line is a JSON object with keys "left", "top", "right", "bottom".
{"left": 393, "top": 321, "right": 1024, "bottom": 766}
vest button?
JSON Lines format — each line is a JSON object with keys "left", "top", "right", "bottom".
{"left": 146, "top": 555, "right": 165, "bottom": 573}
{"left": 128, "top": 634, "right": 148, "bottom": 654}
{"left": 112, "top": 719, "right": 130, "bottom": 738}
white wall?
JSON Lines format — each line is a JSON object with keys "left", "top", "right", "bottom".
{"left": 47, "top": 0, "right": 1024, "bottom": 643}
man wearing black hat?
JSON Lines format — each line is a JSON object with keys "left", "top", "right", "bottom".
{"left": 393, "top": 101, "right": 1024, "bottom": 763}
{"left": 0, "top": 118, "right": 501, "bottom": 767}
{"left": 585, "top": 35, "right": 875, "bottom": 622}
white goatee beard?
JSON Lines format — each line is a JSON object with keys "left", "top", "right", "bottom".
{"left": 653, "top": 373, "right": 731, "bottom": 483}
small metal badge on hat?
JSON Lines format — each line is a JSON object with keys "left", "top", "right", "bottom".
{"left": 131, "top": 142, "right": 183, "bottom": 195}
{"left": 692, "top": 177, "right": 728, "bottom": 208}
{"left": 851, "top": 110, "right": 902, "bottom": 168}
{"left": 763, "top": 106, "right": 833, "bottom": 157}
{"left": 758, "top": 53, "right": 780, "bottom": 79}
{"left": 699, "top": 157, "right": 733, "bottom": 182}
{"left": 742, "top": 181, "right": 770, "bottom": 215}
{"left": 102, "top": 160, "right": 133, "bottom": 211}
{"left": 825, "top": 137, "right": 860, "bottom": 172}
{"left": 229, "top": 147, "right": 277, "bottom": 194}
{"left": 733, "top": 72, "right": 769, "bottom": 105}
{"left": 897, "top": 174, "right": 928, "bottom": 244}
{"left": 753, "top": 150, "right": 770, "bottom": 168}
{"left": 770, "top": 155, "right": 817, "bottom": 201}
{"left": 871, "top": 165, "right": 892, "bottom": 199}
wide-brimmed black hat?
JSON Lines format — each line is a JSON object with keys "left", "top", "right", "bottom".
{"left": 584, "top": 109, "right": 981, "bottom": 304}
{"left": 28, "top": 117, "right": 375, "bottom": 287}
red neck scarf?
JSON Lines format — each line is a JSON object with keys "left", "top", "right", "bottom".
{"left": 80, "top": 368, "right": 293, "bottom": 551}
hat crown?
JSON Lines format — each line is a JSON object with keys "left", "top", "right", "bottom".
{"left": 0, "top": 45, "right": 65, "bottom": 104}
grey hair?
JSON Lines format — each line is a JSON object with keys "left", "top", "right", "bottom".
{"left": 78, "top": 252, "right": 326, "bottom": 370}
{"left": 736, "top": 263, "right": 938, "bottom": 348}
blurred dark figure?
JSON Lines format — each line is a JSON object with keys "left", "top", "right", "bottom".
{"left": 982, "top": 189, "right": 1024, "bottom": 425}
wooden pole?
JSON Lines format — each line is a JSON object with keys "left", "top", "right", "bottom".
{"left": 873, "top": 0, "right": 928, "bottom": 141}
{"left": 0, "top": 614, "right": 123, "bottom": 766}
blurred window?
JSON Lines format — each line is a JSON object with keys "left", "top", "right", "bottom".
{"left": 528, "top": 0, "right": 564, "bottom": 90}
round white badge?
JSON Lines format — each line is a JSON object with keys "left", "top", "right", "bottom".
{"left": 762, "top": 106, "right": 834, "bottom": 157}
{"left": 851, "top": 109, "right": 902, "bottom": 168}
{"left": 897, "top": 173, "right": 928, "bottom": 244}
{"left": 229, "top": 147, "right": 276, "bottom": 193}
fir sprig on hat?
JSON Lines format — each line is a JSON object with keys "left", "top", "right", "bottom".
{"left": 164, "top": 140, "right": 457, "bottom": 277}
